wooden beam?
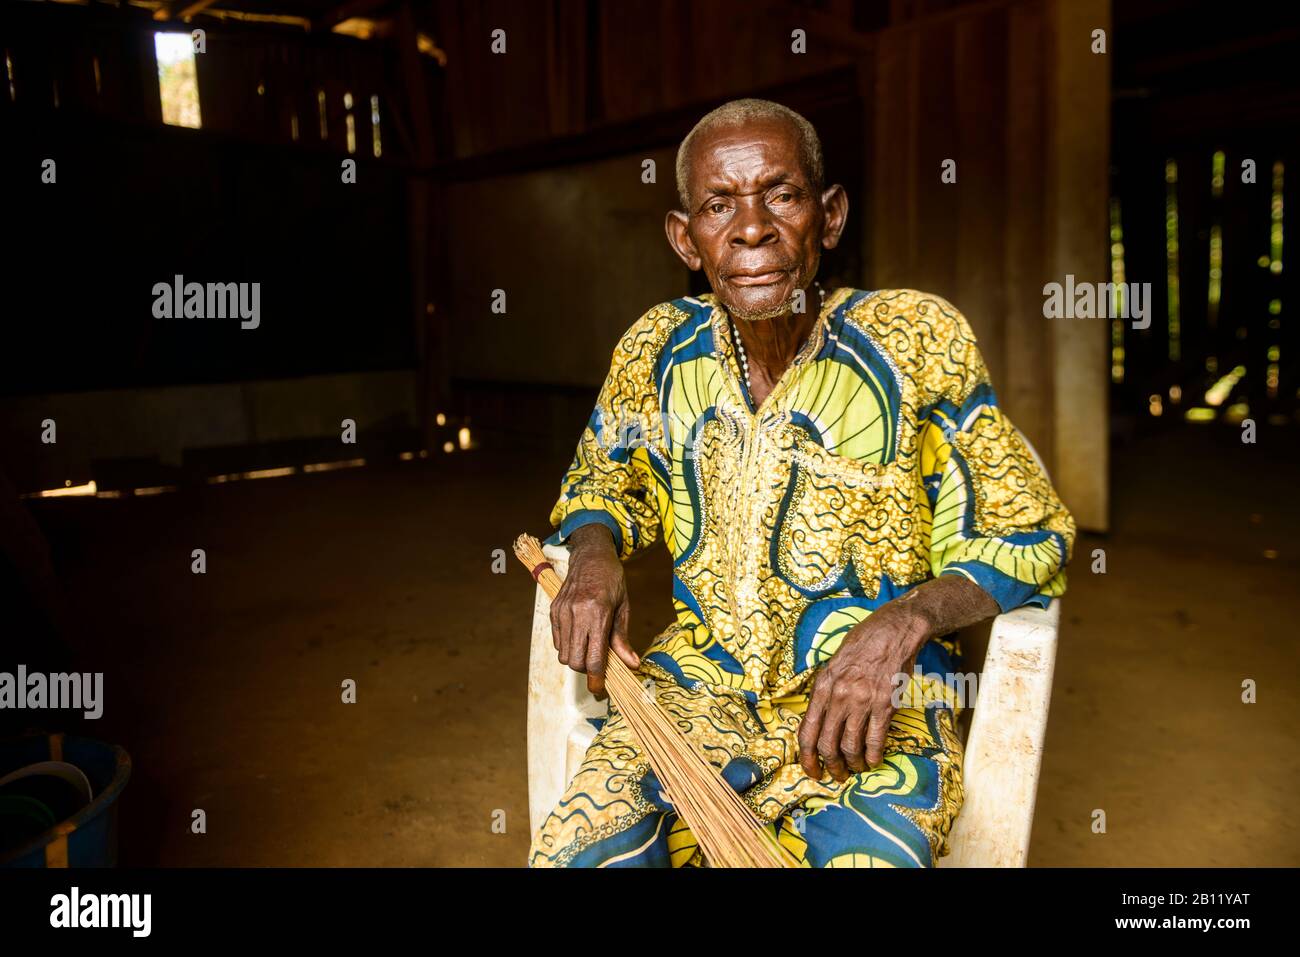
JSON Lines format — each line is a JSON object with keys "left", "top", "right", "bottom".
{"left": 424, "top": 67, "right": 863, "bottom": 183}
{"left": 395, "top": 0, "right": 436, "bottom": 165}
{"left": 311, "top": 0, "right": 396, "bottom": 33}
{"left": 153, "top": 0, "right": 221, "bottom": 22}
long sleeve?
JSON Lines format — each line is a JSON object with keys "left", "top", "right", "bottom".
{"left": 917, "top": 302, "right": 1075, "bottom": 612}
{"left": 547, "top": 315, "right": 666, "bottom": 561}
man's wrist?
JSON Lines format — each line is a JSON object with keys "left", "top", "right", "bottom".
{"left": 884, "top": 591, "right": 937, "bottom": 652}
{"left": 897, "top": 574, "right": 999, "bottom": 640}
{"left": 568, "top": 522, "right": 618, "bottom": 557}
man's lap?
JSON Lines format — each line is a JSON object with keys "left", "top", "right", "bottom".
{"left": 528, "top": 659, "right": 964, "bottom": 868}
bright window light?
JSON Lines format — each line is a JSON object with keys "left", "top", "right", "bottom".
{"left": 154, "top": 32, "right": 201, "bottom": 129}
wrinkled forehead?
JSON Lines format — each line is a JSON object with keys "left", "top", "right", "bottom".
{"left": 686, "top": 118, "right": 809, "bottom": 193}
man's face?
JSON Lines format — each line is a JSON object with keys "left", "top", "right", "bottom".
{"left": 665, "top": 117, "right": 847, "bottom": 321}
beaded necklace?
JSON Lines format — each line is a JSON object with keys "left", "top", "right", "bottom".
{"left": 730, "top": 282, "right": 826, "bottom": 396}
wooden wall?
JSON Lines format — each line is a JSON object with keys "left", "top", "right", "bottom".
{"left": 427, "top": 0, "right": 868, "bottom": 160}
{"left": 0, "top": 2, "right": 419, "bottom": 400}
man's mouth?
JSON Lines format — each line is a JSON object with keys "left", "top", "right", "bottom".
{"left": 726, "top": 268, "right": 789, "bottom": 287}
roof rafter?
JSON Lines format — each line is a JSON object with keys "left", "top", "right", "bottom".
{"left": 153, "top": 0, "right": 222, "bottom": 22}
{"left": 311, "top": 0, "right": 397, "bottom": 33}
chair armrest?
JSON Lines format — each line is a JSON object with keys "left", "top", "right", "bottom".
{"left": 941, "top": 601, "right": 1060, "bottom": 867}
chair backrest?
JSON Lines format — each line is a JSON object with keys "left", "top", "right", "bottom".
{"left": 526, "top": 546, "right": 605, "bottom": 836}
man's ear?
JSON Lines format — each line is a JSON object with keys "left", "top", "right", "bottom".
{"left": 664, "top": 210, "right": 702, "bottom": 271}
{"left": 819, "top": 184, "right": 849, "bottom": 251}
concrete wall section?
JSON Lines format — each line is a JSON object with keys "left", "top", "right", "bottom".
{"left": 867, "top": 0, "right": 1111, "bottom": 531}
{"left": 1047, "top": 0, "right": 1111, "bottom": 532}
{"left": 444, "top": 147, "right": 687, "bottom": 388}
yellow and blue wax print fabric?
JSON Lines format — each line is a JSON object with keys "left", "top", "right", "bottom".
{"left": 530, "top": 288, "right": 1075, "bottom": 867}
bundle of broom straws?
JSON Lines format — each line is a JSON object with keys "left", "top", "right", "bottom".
{"left": 514, "top": 534, "right": 798, "bottom": 868}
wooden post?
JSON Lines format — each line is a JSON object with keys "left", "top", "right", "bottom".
{"left": 1046, "top": 0, "right": 1111, "bottom": 532}
{"left": 395, "top": 0, "right": 443, "bottom": 451}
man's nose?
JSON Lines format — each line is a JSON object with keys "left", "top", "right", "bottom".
{"left": 730, "top": 198, "right": 778, "bottom": 246}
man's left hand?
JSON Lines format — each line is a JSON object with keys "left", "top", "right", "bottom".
{"left": 795, "top": 574, "right": 1000, "bottom": 782}
{"left": 796, "top": 598, "right": 931, "bottom": 781}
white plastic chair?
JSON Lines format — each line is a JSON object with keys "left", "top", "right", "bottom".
{"left": 526, "top": 543, "right": 1060, "bottom": 867}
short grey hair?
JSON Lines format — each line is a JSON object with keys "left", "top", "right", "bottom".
{"left": 674, "top": 98, "right": 824, "bottom": 211}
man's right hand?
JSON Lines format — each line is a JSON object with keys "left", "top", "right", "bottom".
{"left": 549, "top": 523, "right": 639, "bottom": 698}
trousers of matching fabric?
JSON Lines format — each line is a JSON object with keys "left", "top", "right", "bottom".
{"left": 528, "top": 640, "right": 965, "bottom": 868}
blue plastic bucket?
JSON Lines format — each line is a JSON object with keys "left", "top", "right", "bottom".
{"left": 0, "top": 733, "right": 131, "bottom": 867}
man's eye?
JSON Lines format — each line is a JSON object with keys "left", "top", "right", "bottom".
{"left": 772, "top": 191, "right": 794, "bottom": 204}
{"left": 708, "top": 202, "right": 728, "bottom": 214}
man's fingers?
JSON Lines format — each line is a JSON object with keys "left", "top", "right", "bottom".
{"left": 610, "top": 638, "right": 639, "bottom": 671}
{"left": 610, "top": 601, "right": 640, "bottom": 670}
{"left": 589, "top": 605, "right": 613, "bottom": 665}
{"left": 565, "top": 601, "right": 607, "bottom": 673}
{"left": 550, "top": 600, "right": 571, "bottom": 665}
{"left": 841, "top": 710, "right": 870, "bottom": 774}
{"left": 864, "top": 708, "right": 893, "bottom": 768}
{"left": 579, "top": 604, "right": 613, "bottom": 696}
{"left": 817, "top": 704, "right": 849, "bottom": 782}
{"left": 567, "top": 619, "right": 590, "bottom": 674}
{"left": 548, "top": 593, "right": 562, "bottom": 655}
{"left": 798, "top": 677, "right": 833, "bottom": 777}
{"left": 585, "top": 632, "right": 609, "bottom": 698}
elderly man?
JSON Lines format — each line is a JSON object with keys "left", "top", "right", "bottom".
{"left": 529, "top": 98, "right": 1075, "bottom": 868}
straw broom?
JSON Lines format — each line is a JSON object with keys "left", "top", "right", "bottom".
{"left": 515, "top": 534, "right": 798, "bottom": 868}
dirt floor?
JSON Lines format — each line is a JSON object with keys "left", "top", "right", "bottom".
{"left": 15, "top": 422, "right": 1300, "bottom": 867}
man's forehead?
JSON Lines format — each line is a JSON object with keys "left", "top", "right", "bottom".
{"left": 692, "top": 119, "right": 801, "bottom": 164}
{"left": 687, "top": 121, "right": 807, "bottom": 187}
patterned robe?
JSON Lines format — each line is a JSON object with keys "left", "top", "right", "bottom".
{"left": 530, "top": 288, "right": 1075, "bottom": 867}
